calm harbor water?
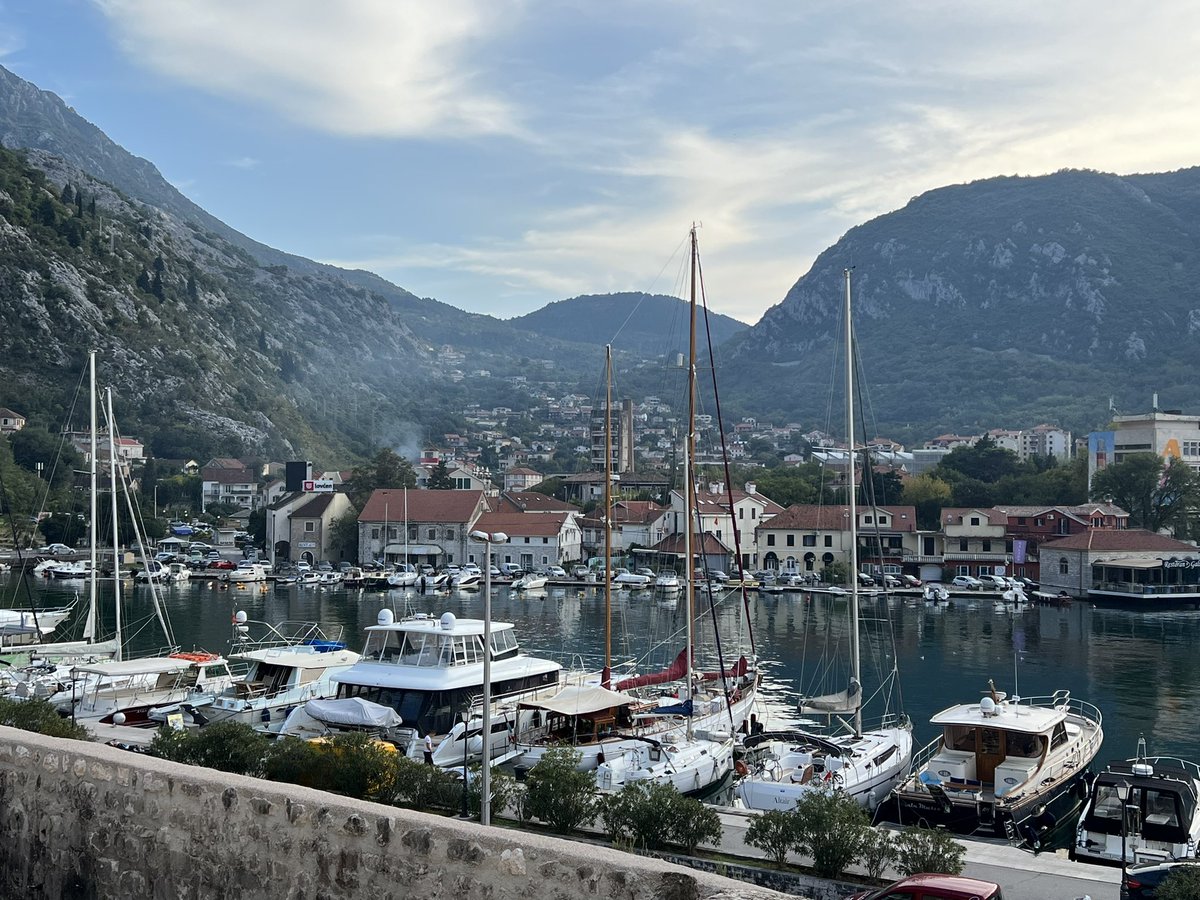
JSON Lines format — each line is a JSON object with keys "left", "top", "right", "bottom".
{"left": 6, "top": 573, "right": 1199, "bottom": 765}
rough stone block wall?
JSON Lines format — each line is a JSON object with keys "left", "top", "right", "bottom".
{"left": 0, "top": 726, "right": 790, "bottom": 900}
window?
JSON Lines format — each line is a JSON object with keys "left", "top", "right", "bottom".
{"left": 864, "top": 515, "right": 873, "bottom": 524}
{"left": 766, "top": 534, "right": 775, "bottom": 547}
{"left": 542, "top": 537, "right": 549, "bottom": 544}
{"left": 371, "top": 528, "right": 379, "bottom": 539}
{"left": 446, "top": 529, "right": 454, "bottom": 539}
{"left": 803, "top": 534, "right": 816, "bottom": 547}
{"left": 970, "top": 516, "right": 980, "bottom": 526}
{"left": 1059, "top": 557, "right": 1069, "bottom": 575}
{"left": 524, "top": 537, "right": 530, "bottom": 544}
{"left": 959, "top": 539, "right": 968, "bottom": 551}
{"left": 427, "top": 528, "right": 436, "bottom": 540}
{"left": 407, "top": 526, "right": 416, "bottom": 540}
{"left": 824, "top": 535, "right": 832, "bottom": 547}
{"left": 1017, "top": 517, "right": 1027, "bottom": 525}
{"left": 304, "top": 521, "right": 315, "bottom": 532}
{"left": 786, "top": 534, "right": 795, "bottom": 547}
{"left": 751, "top": 509, "right": 756, "bottom": 519}
{"left": 738, "top": 508, "right": 744, "bottom": 520}
{"left": 982, "top": 540, "right": 991, "bottom": 552}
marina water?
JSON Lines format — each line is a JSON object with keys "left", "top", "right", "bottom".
{"left": 8, "top": 574, "right": 1199, "bottom": 766}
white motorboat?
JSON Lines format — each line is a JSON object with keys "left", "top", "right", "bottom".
{"left": 654, "top": 571, "right": 681, "bottom": 594}
{"left": 512, "top": 573, "right": 548, "bottom": 591}
{"left": 613, "top": 568, "right": 651, "bottom": 588}
{"left": 226, "top": 562, "right": 269, "bottom": 583}
{"left": 890, "top": 680, "right": 1104, "bottom": 850}
{"left": 388, "top": 564, "right": 419, "bottom": 588}
{"left": 1074, "top": 737, "right": 1200, "bottom": 866}
{"left": 279, "top": 610, "right": 562, "bottom": 762}
{"left": 201, "top": 614, "right": 361, "bottom": 731}
{"left": 453, "top": 572, "right": 482, "bottom": 590}
{"left": 923, "top": 584, "right": 951, "bottom": 602}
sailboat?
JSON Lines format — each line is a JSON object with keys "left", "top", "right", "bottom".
{"left": 0, "top": 351, "right": 118, "bottom": 673}
{"left": 508, "top": 229, "right": 753, "bottom": 795}
{"left": 388, "top": 487, "right": 418, "bottom": 588}
{"left": 736, "top": 269, "right": 913, "bottom": 813}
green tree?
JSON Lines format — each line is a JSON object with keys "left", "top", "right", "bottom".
{"left": 428, "top": 458, "right": 454, "bottom": 490}
{"left": 598, "top": 781, "right": 719, "bottom": 853}
{"left": 901, "top": 472, "right": 953, "bottom": 530}
{"left": 523, "top": 747, "right": 597, "bottom": 833}
{"left": 148, "top": 721, "right": 270, "bottom": 775}
{"left": 857, "top": 827, "right": 897, "bottom": 881}
{"left": 0, "top": 698, "right": 90, "bottom": 741}
{"left": 328, "top": 510, "right": 360, "bottom": 561}
{"left": 743, "top": 808, "right": 797, "bottom": 867}
{"left": 347, "top": 448, "right": 417, "bottom": 508}
{"left": 937, "top": 436, "right": 1022, "bottom": 483}
{"left": 9, "top": 425, "right": 82, "bottom": 490}
{"left": 1091, "top": 453, "right": 1200, "bottom": 533}
{"left": 1157, "top": 864, "right": 1200, "bottom": 900}
{"left": 791, "top": 785, "right": 870, "bottom": 879}
{"left": 59, "top": 183, "right": 74, "bottom": 205}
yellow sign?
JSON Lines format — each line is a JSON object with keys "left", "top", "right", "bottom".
{"left": 1163, "top": 439, "right": 1182, "bottom": 459}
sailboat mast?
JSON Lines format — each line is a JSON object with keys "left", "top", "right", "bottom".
{"left": 106, "top": 387, "right": 122, "bottom": 662}
{"left": 404, "top": 486, "right": 409, "bottom": 570}
{"left": 86, "top": 350, "right": 98, "bottom": 641}
{"left": 844, "top": 268, "right": 862, "bottom": 736}
{"left": 685, "top": 226, "right": 698, "bottom": 739}
{"left": 603, "top": 344, "right": 613, "bottom": 688}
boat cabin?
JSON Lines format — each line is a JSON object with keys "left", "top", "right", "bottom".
{"left": 923, "top": 698, "right": 1069, "bottom": 796}
{"left": 518, "top": 684, "right": 637, "bottom": 745}
{"left": 1082, "top": 761, "right": 1199, "bottom": 848}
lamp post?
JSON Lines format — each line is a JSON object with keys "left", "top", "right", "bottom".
{"left": 469, "top": 528, "right": 508, "bottom": 826}
{"left": 1116, "top": 778, "right": 1131, "bottom": 884}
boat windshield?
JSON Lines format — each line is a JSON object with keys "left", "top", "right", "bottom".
{"left": 364, "top": 630, "right": 486, "bottom": 667}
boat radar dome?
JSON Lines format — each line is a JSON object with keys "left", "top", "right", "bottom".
{"left": 980, "top": 696, "right": 997, "bottom": 716}
{"left": 234, "top": 610, "right": 248, "bottom": 625}
{"left": 440, "top": 612, "right": 456, "bottom": 630}
{"left": 377, "top": 608, "right": 395, "bottom": 626}
{"left": 1132, "top": 762, "right": 1155, "bottom": 777}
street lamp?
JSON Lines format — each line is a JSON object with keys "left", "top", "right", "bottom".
{"left": 469, "top": 528, "right": 508, "bottom": 827}
{"left": 1116, "top": 778, "right": 1131, "bottom": 883}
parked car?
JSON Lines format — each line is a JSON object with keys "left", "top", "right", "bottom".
{"left": 1122, "top": 860, "right": 1200, "bottom": 899}
{"left": 847, "top": 874, "right": 1004, "bottom": 900}
{"left": 499, "top": 563, "right": 524, "bottom": 578}
{"left": 207, "top": 559, "right": 236, "bottom": 570}
{"left": 1015, "top": 576, "right": 1039, "bottom": 590}
{"left": 544, "top": 565, "right": 567, "bottom": 578}
{"left": 705, "top": 569, "right": 730, "bottom": 582}
{"left": 571, "top": 565, "right": 590, "bottom": 579}
{"left": 977, "top": 574, "right": 1009, "bottom": 590}
{"left": 899, "top": 573, "right": 922, "bottom": 587}
{"left": 41, "top": 543, "right": 73, "bottom": 556}
{"left": 881, "top": 574, "right": 902, "bottom": 588}
{"left": 857, "top": 571, "right": 876, "bottom": 586}
{"left": 952, "top": 574, "right": 983, "bottom": 590}
{"left": 206, "top": 550, "right": 221, "bottom": 560}
{"left": 489, "top": 565, "right": 501, "bottom": 578}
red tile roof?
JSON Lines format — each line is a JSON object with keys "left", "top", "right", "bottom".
{"left": 759, "top": 504, "right": 918, "bottom": 532}
{"left": 495, "top": 492, "right": 577, "bottom": 513}
{"left": 472, "top": 511, "right": 577, "bottom": 537}
{"left": 359, "top": 489, "right": 485, "bottom": 524}
{"left": 1040, "top": 529, "right": 1197, "bottom": 552}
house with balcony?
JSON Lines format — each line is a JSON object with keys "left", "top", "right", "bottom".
{"left": 941, "top": 508, "right": 1009, "bottom": 581}
{"left": 286, "top": 492, "right": 355, "bottom": 566}
{"left": 471, "top": 510, "right": 583, "bottom": 569}
{"left": 755, "top": 504, "right": 920, "bottom": 579}
{"left": 200, "top": 458, "right": 264, "bottom": 512}
{"left": 356, "top": 489, "right": 488, "bottom": 568}
{"left": 0, "top": 407, "right": 25, "bottom": 434}
{"left": 1039, "top": 529, "right": 1200, "bottom": 606}
{"left": 580, "top": 500, "right": 671, "bottom": 555}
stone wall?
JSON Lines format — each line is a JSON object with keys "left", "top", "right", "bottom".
{"left": 0, "top": 726, "right": 793, "bottom": 900}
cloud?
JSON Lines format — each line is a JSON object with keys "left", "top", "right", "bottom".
{"left": 226, "top": 156, "right": 259, "bottom": 170}
{"left": 91, "top": 0, "right": 521, "bottom": 137}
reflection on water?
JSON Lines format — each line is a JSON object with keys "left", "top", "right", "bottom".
{"left": 6, "top": 573, "right": 1200, "bottom": 762}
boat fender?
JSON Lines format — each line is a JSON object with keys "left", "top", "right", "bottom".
{"left": 734, "top": 760, "right": 749, "bottom": 776}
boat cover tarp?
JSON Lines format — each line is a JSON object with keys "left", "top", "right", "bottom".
{"left": 73, "top": 657, "right": 197, "bottom": 677}
{"left": 304, "top": 697, "right": 402, "bottom": 728}
{"left": 616, "top": 648, "right": 688, "bottom": 690}
{"left": 653, "top": 698, "right": 693, "bottom": 717}
{"left": 520, "top": 684, "right": 635, "bottom": 716}
{"left": 798, "top": 678, "right": 861, "bottom": 715}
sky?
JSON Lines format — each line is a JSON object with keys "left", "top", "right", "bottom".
{"left": 3, "top": 1, "right": 1199, "bottom": 324}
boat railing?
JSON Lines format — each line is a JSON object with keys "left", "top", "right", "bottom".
{"left": 1014, "top": 691, "right": 1104, "bottom": 730}
{"left": 230, "top": 620, "right": 346, "bottom": 655}
{"left": 907, "top": 734, "right": 945, "bottom": 778}
{"left": 1141, "top": 756, "right": 1200, "bottom": 780}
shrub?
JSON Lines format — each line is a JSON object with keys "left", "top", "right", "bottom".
{"left": 1155, "top": 865, "right": 1200, "bottom": 900}
{"left": 177, "top": 721, "right": 270, "bottom": 775}
{"left": 599, "top": 780, "right": 722, "bottom": 854}
{"left": 791, "top": 786, "right": 870, "bottom": 879}
{"left": 857, "top": 827, "right": 897, "bottom": 882}
{"left": 463, "top": 764, "right": 518, "bottom": 818}
{"left": 0, "top": 698, "right": 90, "bottom": 741}
{"left": 262, "top": 734, "right": 400, "bottom": 802}
{"left": 394, "top": 754, "right": 461, "bottom": 811}
{"left": 524, "top": 747, "right": 597, "bottom": 833}
{"left": 262, "top": 736, "right": 330, "bottom": 789}
{"left": 743, "top": 809, "right": 798, "bottom": 868}
{"left": 669, "top": 792, "right": 722, "bottom": 854}
{"left": 892, "top": 826, "right": 966, "bottom": 876}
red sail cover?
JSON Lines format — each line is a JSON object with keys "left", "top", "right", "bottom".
{"left": 615, "top": 651, "right": 748, "bottom": 690}
{"left": 616, "top": 648, "right": 688, "bottom": 690}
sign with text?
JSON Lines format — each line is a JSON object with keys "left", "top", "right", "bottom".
{"left": 302, "top": 479, "right": 335, "bottom": 493}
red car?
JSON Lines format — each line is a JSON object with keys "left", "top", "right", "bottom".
{"left": 207, "top": 559, "right": 236, "bottom": 570}
{"left": 847, "top": 874, "right": 1004, "bottom": 900}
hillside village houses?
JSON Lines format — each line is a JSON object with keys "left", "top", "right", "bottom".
{"left": 666, "top": 482, "right": 786, "bottom": 571}
{"left": 357, "top": 489, "right": 489, "bottom": 568}
{"left": 0, "top": 406, "right": 26, "bottom": 434}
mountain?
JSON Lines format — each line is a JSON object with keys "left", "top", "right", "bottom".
{"left": 723, "top": 168, "right": 1200, "bottom": 439}
{"left": 509, "top": 292, "right": 747, "bottom": 357}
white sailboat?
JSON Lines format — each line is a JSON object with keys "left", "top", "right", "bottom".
{"left": 736, "top": 268, "right": 913, "bottom": 813}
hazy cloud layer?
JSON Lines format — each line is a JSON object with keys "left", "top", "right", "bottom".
{"left": 90, "top": 0, "right": 1200, "bottom": 321}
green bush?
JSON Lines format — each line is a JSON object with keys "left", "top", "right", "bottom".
{"left": 147, "top": 721, "right": 270, "bottom": 775}
{"left": 1158, "top": 865, "right": 1200, "bottom": 900}
{"left": 262, "top": 734, "right": 401, "bottom": 802}
{"left": 262, "top": 736, "right": 331, "bottom": 790}
{"left": 524, "top": 747, "right": 597, "bottom": 833}
{"left": 463, "top": 764, "right": 517, "bottom": 818}
{"left": 393, "top": 755, "right": 467, "bottom": 812}
{"left": 857, "top": 827, "right": 897, "bottom": 881}
{"left": 791, "top": 786, "right": 870, "bottom": 879}
{"left": 744, "top": 809, "right": 798, "bottom": 868}
{"left": 0, "top": 698, "right": 90, "bottom": 741}
{"left": 599, "top": 780, "right": 722, "bottom": 854}
{"left": 892, "top": 826, "right": 966, "bottom": 876}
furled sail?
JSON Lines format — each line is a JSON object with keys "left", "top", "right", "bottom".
{"left": 616, "top": 648, "right": 688, "bottom": 690}
{"left": 798, "top": 678, "right": 861, "bottom": 715}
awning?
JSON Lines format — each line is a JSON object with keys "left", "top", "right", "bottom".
{"left": 1093, "top": 557, "right": 1168, "bottom": 569}
{"left": 520, "top": 684, "right": 635, "bottom": 716}
{"left": 383, "top": 543, "right": 442, "bottom": 556}
{"left": 73, "top": 657, "right": 199, "bottom": 677}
